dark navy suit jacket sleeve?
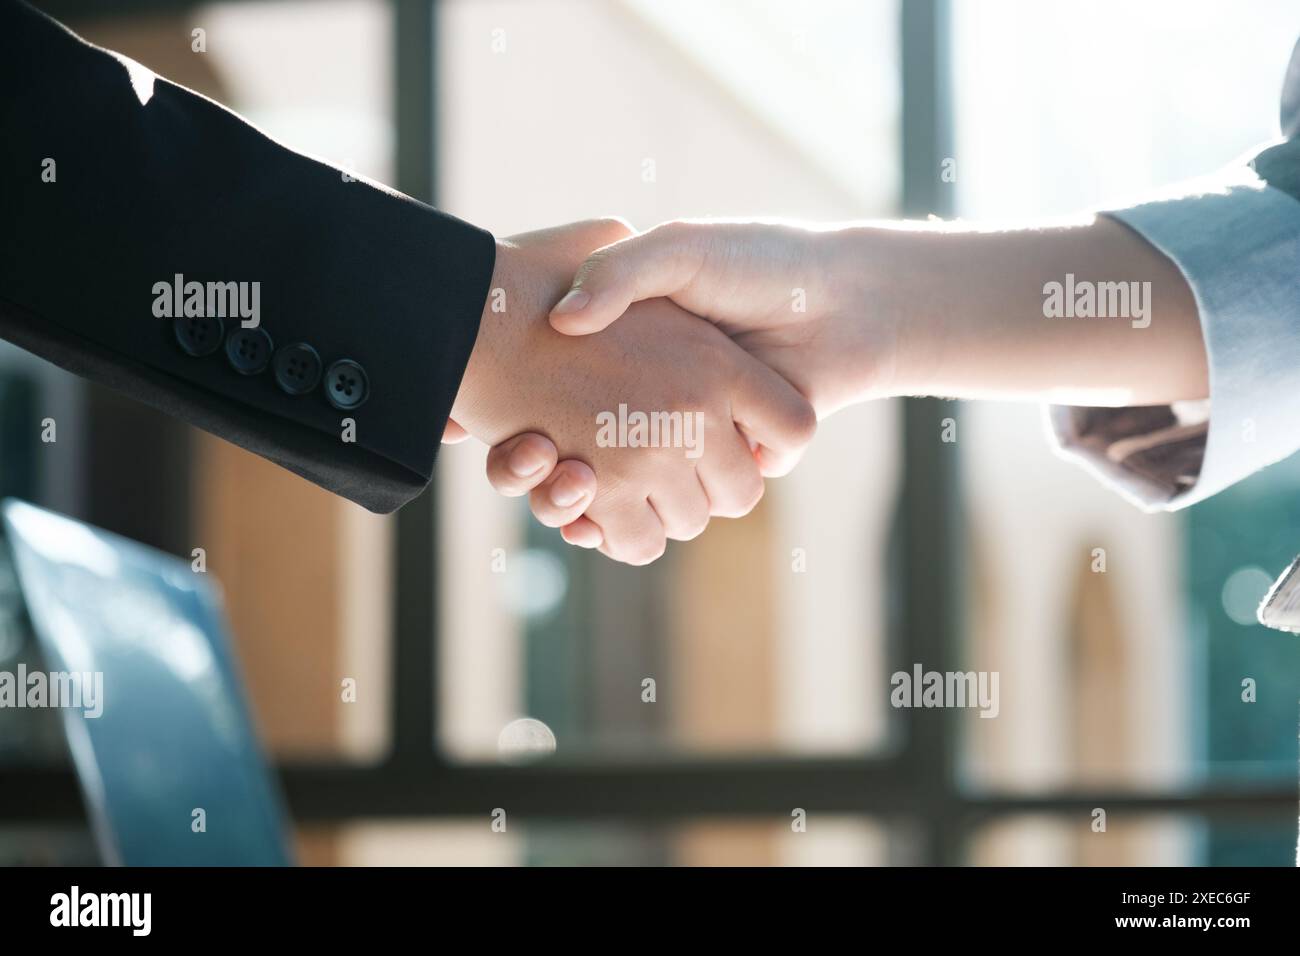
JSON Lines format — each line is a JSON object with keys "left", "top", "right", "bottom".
{"left": 0, "top": 0, "right": 496, "bottom": 513}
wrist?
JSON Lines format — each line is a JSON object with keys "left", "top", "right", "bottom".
{"left": 812, "top": 225, "right": 935, "bottom": 402}
{"left": 849, "top": 225, "right": 964, "bottom": 399}
{"left": 452, "top": 239, "right": 519, "bottom": 434}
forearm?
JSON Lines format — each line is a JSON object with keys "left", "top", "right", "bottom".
{"left": 847, "top": 215, "right": 1208, "bottom": 406}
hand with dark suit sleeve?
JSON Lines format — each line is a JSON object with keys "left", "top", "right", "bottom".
{"left": 0, "top": 1, "right": 818, "bottom": 561}
{"left": 1, "top": 0, "right": 496, "bottom": 514}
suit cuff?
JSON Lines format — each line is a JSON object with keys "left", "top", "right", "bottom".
{"left": 1047, "top": 162, "right": 1300, "bottom": 510}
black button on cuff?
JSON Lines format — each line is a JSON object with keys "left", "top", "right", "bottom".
{"left": 225, "top": 326, "right": 274, "bottom": 375}
{"left": 174, "top": 314, "right": 224, "bottom": 357}
{"left": 273, "top": 342, "right": 323, "bottom": 395}
{"left": 323, "top": 359, "right": 368, "bottom": 410}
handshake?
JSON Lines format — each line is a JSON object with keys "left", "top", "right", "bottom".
{"left": 445, "top": 212, "right": 1204, "bottom": 565}
{"left": 446, "top": 217, "right": 900, "bottom": 566}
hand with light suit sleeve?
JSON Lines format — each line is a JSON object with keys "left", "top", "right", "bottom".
{"left": 505, "top": 38, "right": 1300, "bottom": 536}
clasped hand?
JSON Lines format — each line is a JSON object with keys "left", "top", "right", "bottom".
{"left": 446, "top": 212, "right": 1208, "bottom": 565}
{"left": 447, "top": 217, "right": 883, "bottom": 564}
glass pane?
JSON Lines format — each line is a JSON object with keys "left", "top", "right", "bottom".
{"left": 951, "top": 0, "right": 1300, "bottom": 793}
{"left": 436, "top": 0, "right": 901, "bottom": 760}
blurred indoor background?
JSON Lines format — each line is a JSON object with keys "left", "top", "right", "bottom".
{"left": 1, "top": 0, "right": 1298, "bottom": 865}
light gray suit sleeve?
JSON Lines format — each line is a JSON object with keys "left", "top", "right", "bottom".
{"left": 1047, "top": 40, "right": 1300, "bottom": 511}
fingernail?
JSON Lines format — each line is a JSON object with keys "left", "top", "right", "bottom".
{"left": 550, "top": 476, "right": 586, "bottom": 508}
{"left": 551, "top": 288, "right": 590, "bottom": 316}
{"left": 508, "top": 444, "right": 545, "bottom": 478}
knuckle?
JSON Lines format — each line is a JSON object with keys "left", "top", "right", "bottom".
{"left": 739, "top": 477, "right": 766, "bottom": 515}
{"left": 762, "top": 397, "right": 817, "bottom": 453}
{"left": 714, "top": 474, "right": 764, "bottom": 518}
{"left": 622, "top": 536, "right": 667, "bottom": 566}
{"left": 580, "top": 245, "right": 624, "bottom": 284}
{"left": 593, "top": 216, "right": 635, "bottom": 243}
{"left": 675, "top": 512, "right": 710, "bottom": 541}
{"left": 788, "top": 399, "right": 818, "bottom": 447}
{"left": 651, "top": 219, "right": 691, "bottom": 243}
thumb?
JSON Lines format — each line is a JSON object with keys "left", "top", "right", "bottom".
{"left": 548, "top": 223, "right": 705, "bottom": 335}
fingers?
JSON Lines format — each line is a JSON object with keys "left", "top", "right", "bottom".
{"left": 595, "top": 497, "right": 667, "bottom": 566}
{"left": 728, "top": 351, "right": 818, "bottom": 478}
{"left": 696, "top": 428, "right": 766, "bottom": 519}
{"left": 561, "top": 516, "right": 604, "bottom": 549}
{"left": 574, "top": 455, "right": 734, "bottom": 565}
{"left": 483, "top": 434, "right": 606, "bottom": 548}
{"left": 560, "top": 472, "right": 711, "bottom": 563}
{"left": 753, "top": 441, "right": 807, "bottom": 478}
{"left": 486, "top": 435, "right": 601, "bottom": 530}
{"left": 527, "top": 459, "right": 597, "bottom": 527}
{"left": 649, "top": 473, "right": 711, "bottom": 542}
{"left": 484, "top": 433, "right": 558, "bottom": 497}
{"left": 549, "top": 221, "right": 706, "bottom": 335}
